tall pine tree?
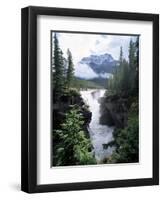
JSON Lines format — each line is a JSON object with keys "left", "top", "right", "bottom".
{"left": 119, "top": 46, "right": 123, "bottom": 65}
{"left": 53, "top": 108, "right": 96, "bottom": 166}
{"left": 53, "top": 33, "right": 65, "bottom": 97}
{"left": 129, "top": 39, "right": 135, "bottom": 70}
{"left": 128, "top": 38, "right": 139, "bottom": 94}
{"left": 134, "top": 36, "right": 139, "bottom": 94}
{"left": 66, "top": 49, "right": 74, "bottom": 89}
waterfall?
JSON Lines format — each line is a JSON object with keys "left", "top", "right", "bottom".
{"left": 80, "top": 89, "right": 115, "bottom": 163}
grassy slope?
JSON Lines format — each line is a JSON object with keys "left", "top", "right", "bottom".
{"left": 72, "top": 77, "right": 103, "bottom": 89}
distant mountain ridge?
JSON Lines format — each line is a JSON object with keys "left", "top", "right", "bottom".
{"left": 80, "top": 53, "right": 118, "bottom": 74}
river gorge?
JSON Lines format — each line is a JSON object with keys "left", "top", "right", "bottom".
{"left": 80, "top": 89, "right": 115, "bottom": 163}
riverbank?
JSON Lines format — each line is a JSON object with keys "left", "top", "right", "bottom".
{"left": 100, "top": 92, "right": 139, "bottom": 163}
{"left": 52, "top": 88, "right": 92, "bottom": 134}
{"left": 52, "top": 88, "right": 96, "bottom": 166}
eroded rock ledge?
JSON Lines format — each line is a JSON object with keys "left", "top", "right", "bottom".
{"left": 52, "top": 89, "right": 92, "bottom": 136}
{"left": 100, "top": 94, "right": 129, "bottom": 129}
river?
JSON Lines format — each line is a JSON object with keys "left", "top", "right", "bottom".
{"left": 80, "top": 89, "right": 115, "bottom": 163}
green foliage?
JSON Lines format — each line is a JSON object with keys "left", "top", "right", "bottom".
{"left": 108, "top": 59, "right": 130, "bottom": 95}
{"left": 110, "top": 101, "right": 139, "bottom": 163}
{"left": 66, "top": 49, "right": 74, "bottom": 89}
{"left": 63, "top": 88, "right": 80, "bottom": 97}
{"left": 52, "top": 34, "right": 96, "bottom": 166}
{"left": 52, "top": 34, "right": 76, "bottom": 101}
{"left": 53, "top": 108, "right": 96, "bottom": 166}
{"left": 71, "top": 77, "right": 103, "bottom": 89}
{"left": 128, "top": 39, "right": 139, "bottom": 94}
{"left": 129, "top": 39, "right": 136, "bottom": 69}
{"left": 52, "top": 33, "right": 65, "bottom": 96}
{"left": 107, "top": 38, "right": 139, "bottom": 164}
{"left": 119, "top": 46, "right": 123, "bottom": 65}
{"left": 107, "top": 38, "right": 139, "bottom": 96}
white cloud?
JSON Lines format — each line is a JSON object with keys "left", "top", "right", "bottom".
{"left": 75, "top": 64, "right": 114, "bottom": 80}
{"left": 75, "top": 63, "right": 98, "bottom": 79}
{"left": 99, "top": 73, "right": 113, "bottom": 79}
{"left": 52, "top": 32, "right": 138, "bottom": 77}
{"left": 53, "top": 32, "right": 98, "bottom": 65}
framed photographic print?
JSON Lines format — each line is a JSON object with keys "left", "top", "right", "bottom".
{"left": 21, "top": 6, "right": 159, "bottom": 193}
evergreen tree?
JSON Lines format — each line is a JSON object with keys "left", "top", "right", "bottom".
{"left": 106, "top": 37, "right": 139, "bottom": 164}
{"left": 120, "top": 59, "right": 130, "bottom": 93}
{"left": 119, "top": 46, "right": 123, "bottom": 65}
{"left": 110, "top": 101, "right": 139, "bottom": 163}
{"left": 128, "top": 38, "right": 139, "bottom": 94}
{"left": 66, "top": 49, "right": 74, "bottom": 89}
{"left": 134, "top": 36, "right": 139, "bottom": 93}
{"left": 108, "top": 47, "right": 130, "bottom": 95}
{"left": 134, "top": 36, "right": 139, "bottom": 70}
{"left": 129, "top": 39, "right": 135, "bottom": 70}
{"left": 53, "top": 33, "right": 65, "bottom": 96}
{"left": 53, "top": 108, "right": 96, "bottom": 166}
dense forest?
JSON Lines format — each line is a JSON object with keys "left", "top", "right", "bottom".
{"left": 101, "top": 37, "right": 139, "bottom": 163}
{"left": 52, "top": 33, "right": 139, "bottom": 166}
{"left": 52, "top": 33, "right": 96, "bottom": 166}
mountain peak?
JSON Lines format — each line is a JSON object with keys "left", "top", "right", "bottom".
{"left": 80, "top": 53, "right": 118, "bottom": 75}
{"left": 81, "top": 53, "right": 114, "bottom": 65}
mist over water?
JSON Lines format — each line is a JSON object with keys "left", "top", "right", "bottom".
{"left": 80, "top": 89, "right": 115, "bottom": 163}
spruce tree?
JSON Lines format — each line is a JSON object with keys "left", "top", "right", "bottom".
{"left": 53, "top": 33, "right": 65, "bottom": 97}
{"left": 134, "top": 36, "right": 139, "bottom": 70}
{"left": 66, "top": 49, "right": 74, "bottom": 89}
{"left": 134, "top": 36, "right": 139, "bottom": 94}
{"left": 53, "top": 108, "right": 96, "bottom": 166}
{"left": 119, "top": 46, "right": 123, "bottom": 65}
{"left": 128, "top": 38, "right": 139, "bottom": 94}
{"left": 129, "top": 39, "right": 135, "bottom": 70}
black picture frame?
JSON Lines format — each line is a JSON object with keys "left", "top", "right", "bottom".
{"left": 21, "top": 6, "right": 159, "bottom": 193}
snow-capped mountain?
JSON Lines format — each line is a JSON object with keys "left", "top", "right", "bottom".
{"left": 80, "top": 53, "right": 118, "bottom": 74}
{"left": 81, "top": 53, "right": 114, "bottom": 65}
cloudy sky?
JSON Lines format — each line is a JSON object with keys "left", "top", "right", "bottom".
{"left": 52, "top": 32, "right": 137, "bottom": 79}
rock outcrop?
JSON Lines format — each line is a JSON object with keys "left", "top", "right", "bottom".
{"left": 52, "top": 90, "right": 92, "bottom": 136}
{"left": 100, "top": 94, "right": 129, "bottom": 129}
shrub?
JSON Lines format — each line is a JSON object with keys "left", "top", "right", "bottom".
{"left": 53, "top": 108, "right": 96, "bottom": 166}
